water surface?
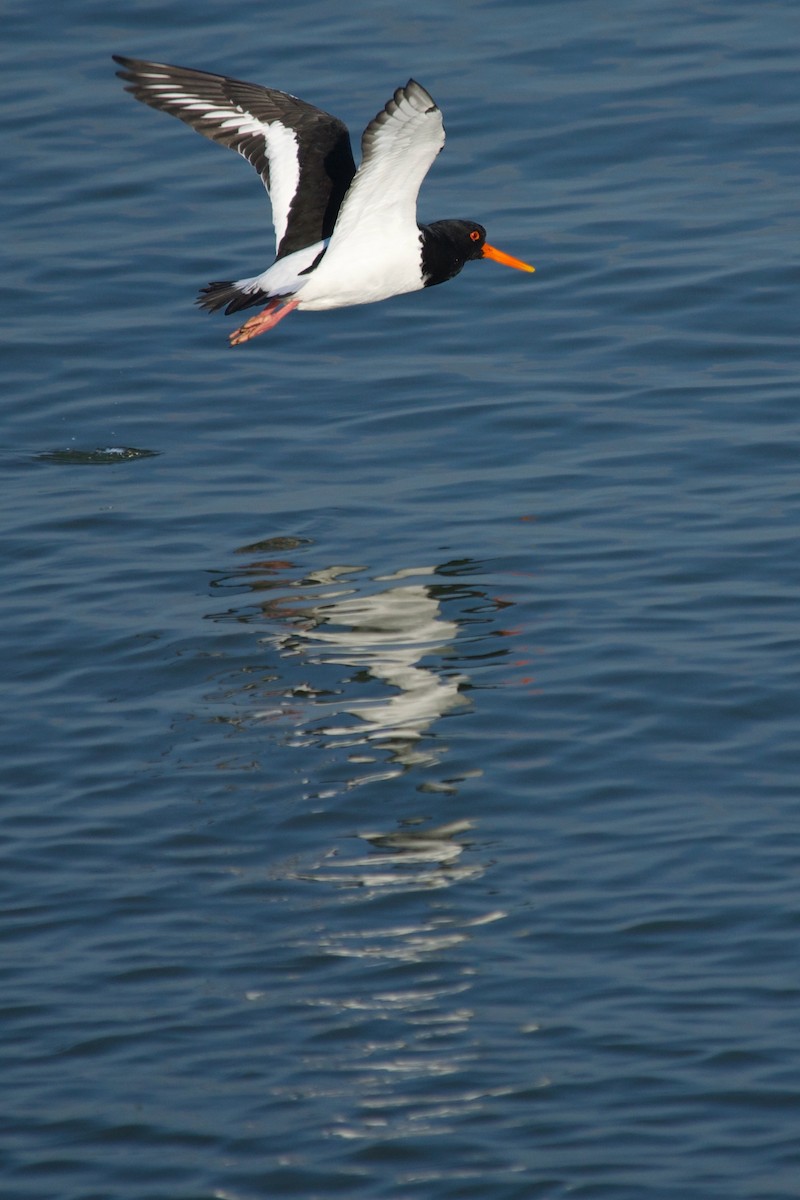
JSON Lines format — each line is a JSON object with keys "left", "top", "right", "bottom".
{"left": 2, "top": 1, "right": 800, "bottom": 1197}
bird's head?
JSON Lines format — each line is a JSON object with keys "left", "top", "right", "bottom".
{"left": 421, "top": 219, "right": 534, "bottom": 285}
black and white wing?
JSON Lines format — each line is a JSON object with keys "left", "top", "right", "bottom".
{"left": 325, "top": 80, "right": 445, "bottom": 251}
{"left": 113, "top": 55, "right": 356, "bottom": 258}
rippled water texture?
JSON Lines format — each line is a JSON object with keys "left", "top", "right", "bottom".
{"left": 3, "top": 1, "right": 800, "bottom": 1197}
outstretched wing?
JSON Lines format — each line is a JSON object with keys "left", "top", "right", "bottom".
{"left": 113, "top": 55, "right": 356, "bottom": 258}
{"left": 325, "top": 80, "right": 445, "bottom": 251}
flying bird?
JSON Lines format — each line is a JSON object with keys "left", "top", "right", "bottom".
{"left": 114, "top": 56, "right": 534, "bottom": 346}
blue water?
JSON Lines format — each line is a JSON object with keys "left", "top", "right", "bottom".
{"left": 3, "top": 1, "right": 800, "bottom": 1197}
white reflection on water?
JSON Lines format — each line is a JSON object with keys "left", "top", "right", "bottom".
{"left": 204, "top": 548, "right": 523, "bottom": 1146}
{"left": 262, "top": 569, "right": 471, "bottom": 766}
{"left": 289, "top": 818, "right": 483, "bottom": 892}
{"left": 206, "top": 550, "right": 520, "bottom": 887}
{"left": 208, "top": 549, "right": 518, "bottom": 789}
{"left": 293, "top": 907, "right": 513, "bottom": 1145}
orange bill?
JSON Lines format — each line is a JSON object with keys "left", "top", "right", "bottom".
{"left": 482, "top": 243, "right": 535, "bottom": 272}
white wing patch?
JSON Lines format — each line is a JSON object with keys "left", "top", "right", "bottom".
{"left": 128, "top": 82, "right": 300, "bottom": 253}
{"left": 248, "top": 122, "right": 299, "bottom": 253}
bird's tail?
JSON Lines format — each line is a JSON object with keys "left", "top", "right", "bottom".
{"left": 197, "top": 240, "right": 327, "bottom": 316}
{"left": 196, "top": 280, "right": 269, "bottom": 315}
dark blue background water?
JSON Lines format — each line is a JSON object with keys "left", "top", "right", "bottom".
{"left": 3, "top": 1, "right": 799, "bottom": 1197}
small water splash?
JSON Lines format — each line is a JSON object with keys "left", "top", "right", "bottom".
{"left": 34, "top": 446, "right": 159, "bottom": 465}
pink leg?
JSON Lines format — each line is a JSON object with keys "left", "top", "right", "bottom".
{"left": 229, "top": 298, "right": 300, "bottom": 346}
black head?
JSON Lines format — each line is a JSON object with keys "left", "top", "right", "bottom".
{"left": 420, "top": 219, "right": 488, "bottom": 287}
{"left": 420, "top": 219, "right": 534, "bottom": 287}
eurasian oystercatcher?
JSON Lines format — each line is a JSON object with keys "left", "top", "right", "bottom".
{"left": 114, "top": 56, "right": 534, "bottom": 346}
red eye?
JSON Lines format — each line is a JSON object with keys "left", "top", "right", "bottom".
{"left": 470, "top": 229, "right": 481, "bottom": 241}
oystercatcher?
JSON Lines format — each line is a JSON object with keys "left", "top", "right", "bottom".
{"left": 114, "top": 56, "right": 534, "bottom": 345}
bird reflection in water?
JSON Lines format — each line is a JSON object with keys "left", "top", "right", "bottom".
{"left": 208, "top": 544, "right": 520, "bottom": 887}
{"left": 211, "top": 551, "right": 489, "bottom": 766}
{"left": 208, "top": 546, "right": 520, "bottom": 1144}
{"left": 278, "top": 571, "right": 471, "bottom": 767}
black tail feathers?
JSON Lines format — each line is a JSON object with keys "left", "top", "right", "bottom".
{"left": 196, "top": 281, "right": 268, "bottom": 315}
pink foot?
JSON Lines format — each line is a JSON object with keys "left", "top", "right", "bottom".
{"left": 229, "top": 298, "right": 300, "bottom": 346}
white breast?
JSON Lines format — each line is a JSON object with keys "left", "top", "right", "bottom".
{"left": 295, "top": 226, "right": 425, "bottom": 310}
